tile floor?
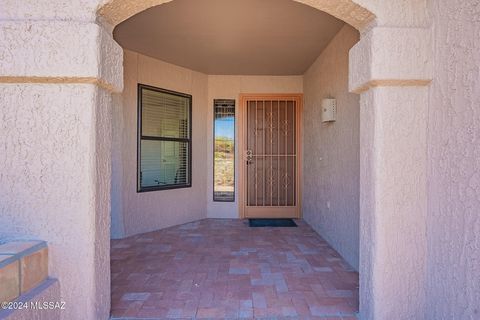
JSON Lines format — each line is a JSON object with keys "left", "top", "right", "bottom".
{"left": 111, "top": 219, "right": 358, "bottom": 319}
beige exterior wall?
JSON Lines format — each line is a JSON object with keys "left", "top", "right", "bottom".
{"left": 206, "top": 75, "right": 303, "bottom": 219}
{"left": 3, "top": 279, "right": 61, "bottom": 320}
{"left": 303, "top": 25, "right": 360, "bottom": 270}
{"left": 112, "top": 50, "right": 208, "bottom": 238}
{"left": 3, "top": 0, "right": 480, "bottom": 319}
{"left": 426, "top": 0, "right": 480, "bottom": 318}
{"left": 349, "top": 25, "right": 431, "bottom": 320}
{"left": 0, "top": 84, "right": 112, "bottom": 320}
{"left": 361, "top": 85, "right": 428, "bottom": 320}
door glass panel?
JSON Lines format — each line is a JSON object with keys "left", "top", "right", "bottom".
{"left": 213, "top": 100, "right": 235, "bottom": 202}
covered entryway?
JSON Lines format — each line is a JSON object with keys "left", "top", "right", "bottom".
{"left": 101, "top": 0, "right": 432, "bottom": 319}
{"left": 0, "top": 0, "right": 437, "bottom": 319}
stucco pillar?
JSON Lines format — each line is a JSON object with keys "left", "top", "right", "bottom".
{"left": 349, "top": 26, "right": 432, "bottom": 320}
{"left": 0, "top": 18, "right": 122, "bottom": 320}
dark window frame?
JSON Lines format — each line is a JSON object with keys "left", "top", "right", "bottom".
{"left": 213, "top": 99, "right": 236, "bottom": 202}
{"left": 137, "top": 83, "right": 193, "bottom": 192}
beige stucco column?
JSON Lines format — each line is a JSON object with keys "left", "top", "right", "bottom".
{"left": 0, "top": 17, "right": 123, "bottom": 320}
{"left": 349, "top": 26, "right": 432, "bottom": 320}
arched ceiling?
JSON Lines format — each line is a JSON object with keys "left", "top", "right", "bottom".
{"left": 113, "top": 0, "right": 345, "bottom": 75}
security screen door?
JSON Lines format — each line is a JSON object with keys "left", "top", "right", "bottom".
{"left": 241, "top": 94, "right": 302, "bottom": 218}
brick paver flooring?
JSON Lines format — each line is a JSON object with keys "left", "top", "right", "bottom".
{"left": 111, "top": 219, "right": 358, "bottom": 319}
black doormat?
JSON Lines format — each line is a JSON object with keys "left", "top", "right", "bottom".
{"left": 249, "top": 219, "right": 297, "bottom": 227}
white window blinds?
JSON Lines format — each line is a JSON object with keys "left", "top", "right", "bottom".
{"left": 138, "top": 85, "right": 192, "bottom": 192}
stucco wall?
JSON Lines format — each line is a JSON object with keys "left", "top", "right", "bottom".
{"left": 0, "top": 84, "right": 111, "bottom": 320}
{"left": 112, "top": 50, "right": 208, "bottom": 238}
{"left": 426, "top": 0, "right": 480, "bottom": 318}
{"left": 206, "top": 75, "right": 303, "bottom": 219}
{"left": 363, "top": 86, "right": 428, "bottom": 320}
{"left": 302, "top": 25, "right": 360, "bottom": 270}
{"left": 348, "top": 20, "right": 431, "bottom": 320}
{"left": 3, "top": 279, "right": 61, "bottom": 320}
{"left": 4, "top": 0, "right": 475, "bottom": 319}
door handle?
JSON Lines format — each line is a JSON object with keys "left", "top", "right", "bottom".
{"left": 246, "top": 150, "right": 253, "bottom": 164}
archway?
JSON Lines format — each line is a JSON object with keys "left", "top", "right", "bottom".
{"left": 96, "top": 1, "right": 432, "bottom": 319}
{"left": 97, "top": 0, "right": 375, "bottom": 31}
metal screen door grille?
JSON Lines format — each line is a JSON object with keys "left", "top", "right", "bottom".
{"left": 246, "top": 100, "right": 296, "bottom": 207}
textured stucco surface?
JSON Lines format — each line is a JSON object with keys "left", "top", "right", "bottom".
{"left": 0, "top": 20, "right": 123, "bottom": 92}
{"left": 0, "top": 84, "right": 111, "bottom": 320}
{"left": 3, "top": 1, "right": 469, "bottom": 319}
{"left": 93, "top": 87, "right": 112, "bottom": 317}
{"left": 349, "top": 26, "right": 432, "bottom": 93}
{"left": 347, "top": 19, "right": 431, "bottom": 320}
{"left": 363, "top": 86, "right": 428, "bottom": 320}
{"left": 358, "top": 88, "right": 375, "bottom": 320}
{"left": 426, "top": 0, "right": 480, "bottom": 318}
{"left": 110, "top": 92, "right": 125, "bottom": 238}
{"left": 352, "top": 0, "right": 429, "bottom": 29}
{"left": 0, "top": 0, "right": 380, "bottom": 31}
{"left": 206, "top": 75, "right": 303, "bottom": 219}
{"left": 303, "top": 25, "right": 360, "bottom": 270}
{"left": 0, "top": 0, "right": 100, "bottom": 21}
{"left": 112, "top": 50, "right": 208, "bottom": 237}
{"left": 2, "top": 0, "right": 430, "bottom": 32}
{"left": 98, "top": 0, "right": 374, "bottom": 31}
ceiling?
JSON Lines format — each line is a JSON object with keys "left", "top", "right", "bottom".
{"left": 113, "top": 0, "right": 345, "bottom": 75}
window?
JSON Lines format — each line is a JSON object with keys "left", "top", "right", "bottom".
{"left": 213, "top": 99, "right": 235, "bottom": 202}
{"left": 137, "top": 84, "right": 192, "bottom": 192}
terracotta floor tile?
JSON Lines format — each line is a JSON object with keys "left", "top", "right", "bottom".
{"left": 196, "top": 307, "right": 226, "bottom": 318}
{"left": 111, "top": 219, "right": 358, "bottom": 319}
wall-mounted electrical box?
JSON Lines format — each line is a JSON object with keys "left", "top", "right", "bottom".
{"left": 321, "top": 98, "right": 336, "bottom": 123}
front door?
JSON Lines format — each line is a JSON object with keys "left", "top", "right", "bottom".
{"left": 240, "top": 94, "right": 302, "bottom": 218}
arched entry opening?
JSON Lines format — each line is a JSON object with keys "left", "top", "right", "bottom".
{"left": 95, "top": 1, "right": 432, "bottom": 319}
{"left": 97, "top": 0, "right": 375, "bottom": 31}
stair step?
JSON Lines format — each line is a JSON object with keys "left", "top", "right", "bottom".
{"left": 0, "top": 241, "right": 48, "bottom": 304}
